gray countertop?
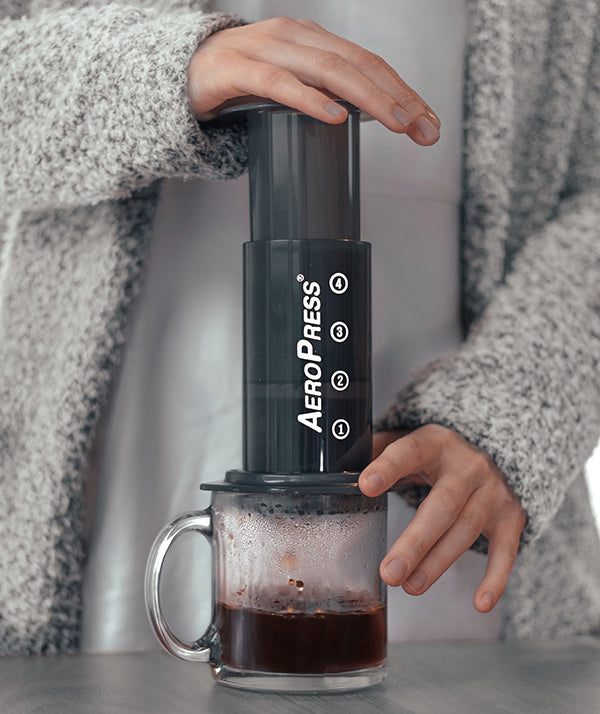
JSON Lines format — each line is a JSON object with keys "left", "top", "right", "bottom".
{"left": 2, "top": 638, "right": 599, "bottom": 714}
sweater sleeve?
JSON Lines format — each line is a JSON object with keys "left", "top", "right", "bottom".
{"left": 376, "top": 190, "right": 600, "bottom": 544}
{"left": 0, "top": 5, "right": 247, "bottom": 209}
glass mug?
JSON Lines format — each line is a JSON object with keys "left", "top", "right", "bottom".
{"left": 145, "top": 484, "right": 387, "bottom": 693}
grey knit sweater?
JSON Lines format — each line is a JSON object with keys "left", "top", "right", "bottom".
{"left": 1, "top": 0, "right": 599, "bottom": 654}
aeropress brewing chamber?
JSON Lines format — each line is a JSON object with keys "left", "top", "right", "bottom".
{"left": 221, "top": 100, "right": 372, "bottom": 484}
{"left": 144, "top": 102, "right": 388, "bottom": 694}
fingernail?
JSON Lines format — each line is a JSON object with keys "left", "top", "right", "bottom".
{"left": 362, "top": 472, "right": 384, "bottom": 492}
{"left": 416, "top": 116, "right": 440, "bottom": 142}
{"left": 383, "top": 558, "right": 408, "bottom": 584}
{"left": 426, "top": 110, "right": 441, "bottom": 129}
{"left": 393, "top": 105, "right": 413, "bottom": 126}
{"left": 480, "top": 592, "right": 495, "bottom": 610}
{"left": 405, "top": 569, "right": 428, "bottom": 593}
{"left": 325, "top": 101, "right": 347, "bottom": 118}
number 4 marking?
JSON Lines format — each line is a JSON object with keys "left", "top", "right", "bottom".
{"left": 329, "top": 273, "right": 349, "bottom": 294}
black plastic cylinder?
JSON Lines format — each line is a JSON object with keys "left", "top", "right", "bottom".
{"left": 244, "top": 238, "right": 371, "bottom": 474}
{"left": 247, "top": 103, "right": 360, "bottom": 242}
{"left": 214, "top": 101, "right": 372, "bottom": 482}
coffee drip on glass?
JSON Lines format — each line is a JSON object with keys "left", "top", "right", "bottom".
{"left": 145, "top": 102, "right": 387, "bottom": 693}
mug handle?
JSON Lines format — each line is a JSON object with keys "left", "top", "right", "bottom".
{"left": 144, "top": 511, "right": 214, "bottom": 661}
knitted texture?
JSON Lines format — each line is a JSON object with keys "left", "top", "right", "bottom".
{"left": 1, "top": 4, "right": 246, "bottom": 209}
{"left": 0, "top": 1, "right": 247, "bottom": 653}
{"left": 377, "top": 0, "right": 600, "bottom": 638}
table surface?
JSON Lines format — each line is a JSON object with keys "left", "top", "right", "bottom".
{"left": 1, "top": 638, "right": 599, "bottom": 714}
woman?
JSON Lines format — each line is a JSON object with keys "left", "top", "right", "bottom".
{"left": 1, "top": 0, "right": 598, "bottom": 654}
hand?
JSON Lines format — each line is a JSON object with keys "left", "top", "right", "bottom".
{"left": 187, "top": 17, "right": 440, "bottom": 145}
{"left": 359, "top": 424, "right": 527, "bottom": 612}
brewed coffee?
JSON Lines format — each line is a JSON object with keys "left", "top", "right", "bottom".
{"left": 217, "top": 597, "right": 386, "bottom": 674}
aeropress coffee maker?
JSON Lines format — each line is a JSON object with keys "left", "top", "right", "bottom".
{"left": 145, "top": 101, "right": 387, "bottom": 693}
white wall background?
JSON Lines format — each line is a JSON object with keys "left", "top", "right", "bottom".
{"left": 586, "top": 444, "right": 600, "bottom": 530}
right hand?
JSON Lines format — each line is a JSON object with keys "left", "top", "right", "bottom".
{"left": 361, "top": 426, "right": 527, "bottom": 613}
{"left": 187, "top": 17, "right": 440, "bottom": 145}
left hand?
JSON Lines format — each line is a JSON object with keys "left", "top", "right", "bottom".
{"left": 359, "top": 424, "right": 527, "bottom": 612}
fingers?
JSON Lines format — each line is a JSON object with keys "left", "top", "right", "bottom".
{"left": 359, "top": 424, "right": 446, "bottom": 496}
{"left": 269, "top": 18, "right": 439, "bottom": 143}
{"left": 229, "top": 58, "right": 353, "bottom": 125}
{"left": 189, "top": 46, "right": 349, "bottom": 123}
{"left": 295, "top": 17, "right": 440, "bottom": 123}
{"left": 231, "top": 36, "right": 427, "bottom": 137}
{"left": 380, "top": 477, "right": 487, "bottom": 590}
{"left": 292, "top": 18, "right": 441, "bottom": 138}
{"left": 380, "top": 480, "right": 525, "bottom": 613}
{"left": 473, "top": 510, "right": 526, "bottom": 612}
{"left": 372, "top": 430, "right": 410, "bottom": 459}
